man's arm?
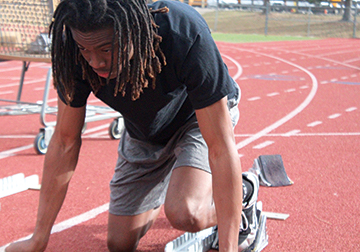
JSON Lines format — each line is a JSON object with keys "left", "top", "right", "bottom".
{"left": 195, "top": 96, "right": 243, "bottom": 252}
{"left": 6, "top": 99, "right": 86, "bottom": 252}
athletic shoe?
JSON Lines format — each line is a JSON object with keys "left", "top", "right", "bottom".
{"left": 211, "top": 171, "right": 260, "bottom": 251}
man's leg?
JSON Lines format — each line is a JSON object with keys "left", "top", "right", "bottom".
{"left": 107, "top": 206, "right": 162, "bottom": 252}
{"left": 164, "top": 166, "right": 217, "bottom": 232}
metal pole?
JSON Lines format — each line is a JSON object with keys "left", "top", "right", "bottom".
{"left": 307, "top": 6, "right": 311, "bottom": 37}
{"left": 265, "top": 2, "right": 269, "bottom": 36}
{"left": 353, "top": 5, "right": 357, "bottom": 38}
{"left": 214, "top": 0, "right": 219, "bottom": 32}
{"left": 16, "top": 61, "right": 30, "bottom": 103}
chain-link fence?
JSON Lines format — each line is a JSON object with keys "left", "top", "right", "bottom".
{"left": 200, "top": 3, "right": 360, "bottom": 38}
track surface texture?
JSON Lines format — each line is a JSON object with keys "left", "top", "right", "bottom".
{"left": 1, "top": 38, "right": 359, "bottom": 251}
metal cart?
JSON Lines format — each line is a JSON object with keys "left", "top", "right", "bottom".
{"left": 0, "top": 0, "right": 124, "bottom": 154}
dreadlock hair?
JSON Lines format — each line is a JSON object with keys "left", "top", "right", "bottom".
{"left": 49, "top": 0, "right": 168, "bottom": 102}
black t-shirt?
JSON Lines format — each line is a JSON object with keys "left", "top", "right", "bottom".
{"left": 57, "top": 0, "right": 238, "bottom": 144}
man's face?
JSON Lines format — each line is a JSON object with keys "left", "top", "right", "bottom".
{"left": 71, "top": 27, "right": 133, "bottom": 80}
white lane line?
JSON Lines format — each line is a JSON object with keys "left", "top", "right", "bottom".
{"left": 235, "top": 132, "right": 360, "bottom": 137}
{"left": 83, "top": 124, "right": 110, "bottom": 134}
{"left": 0, "top": 135, "right": 35, "bottom": 138}
{"left": 231, "top": 47, "right": 318, "bottom": 150}
{"left": 221, "top": 54, "right": 242, "bottom": 81}
{"left": 0, "top": 91, "right": 14, "bottom": 95}
{"left": 282, "top": 129, "right": 301, "bottom": 137}
{"left": 0, "top": 144, "right": 33, "bottom": 160}
{"left": 307, "top": 121, "right": 323, "bottom": 127}
{"left": 267, "top": 92, "right": 279, "bottom": 97}
{"left": 248, "top": 96, "right": 261, "bottom": 101}
{"left": 0, "top": 124, "right": 112, "bottom": 159}
{"left": 345, "top": 107, "right": 357, "bottom": 112}
{"left": 0, "top": 203, "right": 109, "bottom": 251}
{"left": 0, "top": 63, "right": 49, "bottom": 74}
{"left": 253, "top": 140, "right": 274, "bottom": 149}
{"left": 86, "top": 131, "right": 109, "bottom": 138}
{"left": 285, "top": 88, "right": 296, "bottom": 93}
{"left": 0, "top": 78, "right": 47, "bottom": 89}
{"left": 328, "top": 113, "right": 341, "bottom": 119}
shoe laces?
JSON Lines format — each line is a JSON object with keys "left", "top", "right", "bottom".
{"left": 241, "top": 211, "right": 249, "bottom": 231}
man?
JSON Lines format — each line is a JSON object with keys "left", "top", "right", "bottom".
{"left": 6, "top": 0, "right": 259, "bottom": 251}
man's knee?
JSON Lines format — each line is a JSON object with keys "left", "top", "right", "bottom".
{"left": 107, "top": 233, "right": 139, "bottom": 252}
{"left": 164, "top": 200, "right": 206, "bottom": 232}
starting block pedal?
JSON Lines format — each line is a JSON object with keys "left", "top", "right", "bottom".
{"left": 164, "top": 202, "right": 268, "bottom": 252}
{"left": 0, "top": 173, "right": 40, "bottom": 199}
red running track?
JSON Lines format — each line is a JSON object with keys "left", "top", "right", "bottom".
{"left": 0, "top": 38, "right": 359, "bottom": 251}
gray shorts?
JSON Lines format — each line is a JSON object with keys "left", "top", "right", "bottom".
{"left": 109, "top": 91, "right": 240, "bottom": 216}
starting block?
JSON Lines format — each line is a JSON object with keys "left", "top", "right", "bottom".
{"left": 0, "top": 173, "right": 40, "bottom": 199}
{"left": 164, "top": 202, "right": 268, "bottom": 252}
{"left": 249, "top": 155, "right": 293, "bottom": 187}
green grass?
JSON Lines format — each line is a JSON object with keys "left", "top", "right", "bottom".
{"left": 211, "top": 32, "right": 320, "bottom": 43}
{"left": 201, "top": 9, "right": 359, "bottom": 41}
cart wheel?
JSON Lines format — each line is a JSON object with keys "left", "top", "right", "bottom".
{"left": 34, "top": 132, "right": 48, "bottom": 155}
{"left": 109, "top": 118, "right": 124, "bottom": 140}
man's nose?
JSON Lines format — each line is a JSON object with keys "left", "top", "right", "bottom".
{"left": 88, "top": 53, "right": 106, "bottom": 69}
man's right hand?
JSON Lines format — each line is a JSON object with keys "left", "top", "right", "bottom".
{"left": 5, "top": 237, "right": 47, "bottom": 252}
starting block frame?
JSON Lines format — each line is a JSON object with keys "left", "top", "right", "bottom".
{"left": 164, "top": 202, "right": 268, "bottom": 252}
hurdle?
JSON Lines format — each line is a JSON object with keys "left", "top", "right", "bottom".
{"left": 0, "top": 0, "right": 124, "bottom": 154}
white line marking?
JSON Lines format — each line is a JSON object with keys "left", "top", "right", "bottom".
{"left": 221, "top": 54, "right": 243, "bottom": 81}
{"left": 86, "top": 131, "right": 109, "bottom": 138}
{"left": 234, "top": 132, "right": 360, "bottom": 137}
{"left": 299, "top": 85, "right": 309, "bottom": 89}
{"left": 230, "top": 48, "right": 319, "bottom": 150}
{"left": 285, "top": 88, "right": 296, "bottom": 93}
{"left": 345, "top": 107, "right": 357, "bottom": 112}
{"left": 83, "top": 124, "right": 110, "bottom": 134}
{"left": 282, "top": 129, "right": 301, "bottom": 137}
{"left": 267, "top": 92, "right": 279, "bottom": 97}
{"left": 248, "top": 96, "right": 261, "bottom": 101}
{"left": 0, "top": 135, "right": 35, "bottom": 138}
{"left": 328, "top": 113, "right": 341, "bottom": 119}
{"left": 320, "top": 81, "right": 329, "bottom": 84}
{"left": 0, "top": 203, "right": 109, "bottom": 251}
{"left": 0, "top": 144, "right": 34, "bottom": 160}
{"left": 253, "top": 141, "right": 274, "bottom": 149}
{"left": 0, "top": 91, "right": 14, "bottom": 95}
{"left": 0, "top": 63, "right": 49, "bottom": 73}
{"left": 307, "top": 121, "right": 322, "bottom": 127}
{"left": 0, "top": 78, "right": 47, "bottom": 89}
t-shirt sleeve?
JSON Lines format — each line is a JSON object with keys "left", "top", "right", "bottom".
{"left": 179, "top": 30, "right": 235, "bottom": 110}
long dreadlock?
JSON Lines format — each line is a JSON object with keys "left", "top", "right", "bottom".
{"left": 49, "top": 0, "right": 168, "bottom": 102}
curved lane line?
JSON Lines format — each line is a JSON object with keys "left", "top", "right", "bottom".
{"left": 221, "top": 54, "right": 243, "bottom": 81}
{"left": 225, "top": 47, "right": 318, "bottom": 150}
